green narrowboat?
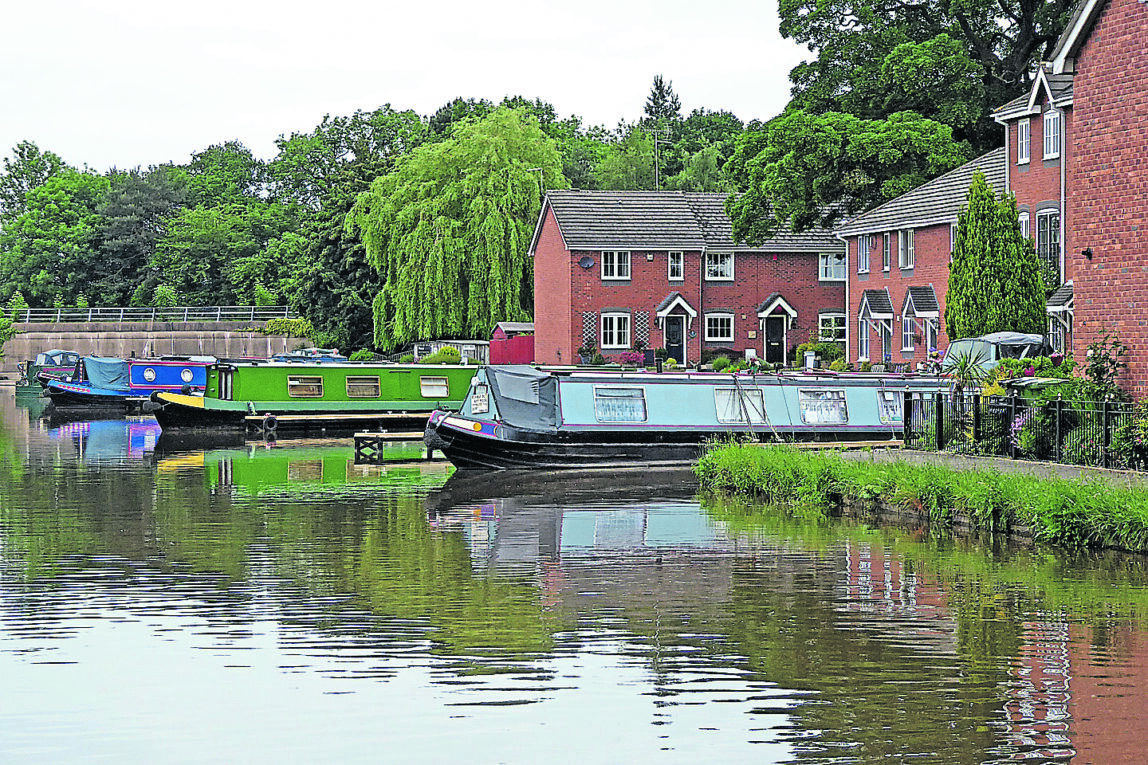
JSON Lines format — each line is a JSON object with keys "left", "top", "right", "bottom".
{"left": 151, "top": 360, "right": 478, "bottom": 435}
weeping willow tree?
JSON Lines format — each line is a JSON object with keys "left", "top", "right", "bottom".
{"left": 349, "top": 108, "right": 568, "bottom": 350}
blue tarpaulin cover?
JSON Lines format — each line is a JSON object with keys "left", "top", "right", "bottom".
{"left": 83, "top": 356, "right": 130, "bottom": 392}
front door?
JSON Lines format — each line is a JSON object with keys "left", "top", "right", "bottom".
{"left": 764, "top": 316, "right": 786, "bottom": 364}
{"left": 664, "top": 316, "right": 685, "bottom": 364}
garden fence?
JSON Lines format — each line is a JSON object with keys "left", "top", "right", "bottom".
{"left": 904, "top": 392, "right": 1137, "bottom": 469}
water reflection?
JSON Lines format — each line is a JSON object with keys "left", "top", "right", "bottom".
{"left": 4, "top": 392, "right": 1148, "bottom": 762}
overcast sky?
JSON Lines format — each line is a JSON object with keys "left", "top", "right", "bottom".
{"left": 2, "top": 0, "right": 810, "bottom": 173}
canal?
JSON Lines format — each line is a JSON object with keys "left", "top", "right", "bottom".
{"left": 3, "top": 392, "right": 1148, "bottom": 763}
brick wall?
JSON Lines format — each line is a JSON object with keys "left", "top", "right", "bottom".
{"left": 847, "top": 224, "right": 953, "bottom": 365}
{"left": 1070, "top": 0, "right": 1148, "bottom": 395}
{"left": 532, "top": 207, "right": 572, "bottom": 364}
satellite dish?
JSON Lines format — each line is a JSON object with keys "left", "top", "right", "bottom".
{"left": 579, "top": 256, "right": 594, "bottom": 269}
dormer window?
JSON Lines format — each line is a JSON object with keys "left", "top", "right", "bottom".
{"left": 1017, "top": 119, "right": 1030, "bottom": 164}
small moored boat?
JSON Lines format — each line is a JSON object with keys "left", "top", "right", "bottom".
{"left": 424, "top": 366, "right": 949, "bottom": 470}
{"left": 45, "top": 356, "right": 214, "bottom": 409}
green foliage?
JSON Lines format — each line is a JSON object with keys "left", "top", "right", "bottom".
{"left": 1084, "top": 332, "right": 1128, "bottom": 397}
{"left": 644, "top": 75, "right": 682, "bottom": 123}
{"left": 399, "top": 353, "right": 415, "bottom": 363}
{"left": 253, "top": 282, "right": 278, "bottom": 306}
{"left": 0, "top": 141, "right": 70, "bottom": 222}
{"left": 725, "top": 110, "right": 966, "bottom": 239}
{"left": 697, "top": 442, "right": 1148, "bottom": 552}
{"left": 152, "top": 284, "right": 178, "bottom": 307}
{"left": 590, "top": 351, "right": 606, "bottom": 366}
{"left": 350, "top": 108, "right": 568, "bottom": 350}
{"left": 263, "top": 317, "right": 314, "bottom": 337}
{"left": 795, "top": 341, "right": 845, "bottom": 364}
{"left": 7, "top": 290, "right": 28, "bottom": 318}
{"left": 348, "top": 348, "right": 376, "bottom": 361}
{"left": 945, "top": 173, "right": 1046, "bottom": 340}
{"left": 711, "top": 355, "right": 732, "bottom": 372}
{"left": 0, "top": 312, "right": 14, "bottom": 354}
{"left": 418, "top": 345, "right": 462, "bottom": 364}
{"left": 828, "top": 358, "right": 847, "bottom": 372}
{"left": 996, "top": 355, "right": 1075, "bottom": 379}
{"left": 593, "top": 129, "right": 656, "bottom": 190}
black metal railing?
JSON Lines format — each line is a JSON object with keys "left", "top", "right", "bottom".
{"left": 905, "top": 392, "right": 1138, "bottom": 469}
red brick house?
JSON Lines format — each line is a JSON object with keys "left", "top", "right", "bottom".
{"left": 836, "top": 0, "right": 1147, "bottom": 389}
{"left": 530, "top": 191, "right": 846, "bottom": 366}
{"left": 834, "top": 149, "right": 1006, "bottom": 367}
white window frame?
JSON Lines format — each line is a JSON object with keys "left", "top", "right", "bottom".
{"left": 898, "top": 229, "right": 915, "bottom": 270}
{"left": 1017, "top": 119, "right": 1031, "bottom": 164}
{"left": 347, "top": 375, "right": 381, "bottom": 398}
{"left": 857, "top": 319, "right": 870, "bottom": 360}
{"left": 600, "top": 312, "right": 631, "bottom": 349}
{"left": 882, "top": 233, "right": 891, "bottom": 272}
{"left": 668, "top": 251, "right": 683, "bottom": 281}
{"left": 704, "top": 313, "right": 734, "bottom": 342}
{"left": 1019, "top": 211, "right": 1030, "bottom": 239}
{"left": 419, "top": 376, "right": 449, "bottom": 398}
{"left": 1043, "top": 109, "right": 1061, "bottom": 160}
{"left": 704, "top": 252, "right": 733, "bottom": 281}
{"left": 1036, "top": 209, "right": 1061, "bottom": 281}
{"left": 901, "top": 311, "right": 915, "bottom": 352}
{"left": 601, "top": 250, "right": 631, "bottom": 280}
{"left": 819, "top": 251, "right": 846, "bottom": 281}
{"left": 857, "top": 236, "right": 870, "bottom": 274}
{"left": 819, "top": 313, "right": 846, "bottom": 343}
{"left": 287, "top": 375, "right": 323, "bottom": 398}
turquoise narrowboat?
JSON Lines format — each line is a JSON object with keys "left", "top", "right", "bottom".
{"left": 150, "top": 360, "right": 478, "bottom": 435}
{"left": 16, "top": 349, "right": 81, "bottom": 396}
{"left": 424, "top": 366, "right": 949, "bottom": 469}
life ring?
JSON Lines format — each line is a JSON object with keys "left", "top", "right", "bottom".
{"left": 262, "top": 414, "right": 278, "bottom": 439}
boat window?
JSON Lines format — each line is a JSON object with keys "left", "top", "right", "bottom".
{"left": 287, "top": 375, "right": 324, "bottom": 398}
{"left": 715, "top": 387, "right": 766, "bottom": 423}
{"left": 220, "top": 369, "right": 233, "bottom": 400}
{"left": 594, "top": 387, "right": 647, "bottom": 423}
{"left": 346, "top": 375, "right": 381, "bottom": 398}
{"left": 420, "top": 376, "right": 450, "bottom": 398}
{"left": 798, "top": 389, "right": 848, "bottom": 424}
{"left": 470, "top": 383, "right": 489, "bottom": 414}
{"left": 877, "top": 390, "right": 902, "bottom": 423}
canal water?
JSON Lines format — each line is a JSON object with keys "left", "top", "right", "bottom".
{"left": 4, "top": 393, "right": 1148, "bottom": 763}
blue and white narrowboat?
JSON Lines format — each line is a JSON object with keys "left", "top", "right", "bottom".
{"left": 45, "top": 356, "right": 214, "bottom": 409}
{"left": 424, "top": 366, "right": 948, "bottom": 470}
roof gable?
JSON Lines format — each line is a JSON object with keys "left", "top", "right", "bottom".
{"left": 1051, "top": 0, "right": 1109, "bottom": 73}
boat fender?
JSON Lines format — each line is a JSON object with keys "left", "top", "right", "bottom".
{"left": 262, "top": 414, "right": 278, "bottom": 438}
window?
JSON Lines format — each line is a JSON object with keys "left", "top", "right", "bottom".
{"left": 594, "top": 387, "right": 647, "bottom": 422}
{"left": 705, "top": 313, "right": 734, "bottom": 342}
{"left": 347, "top": 375, "right": 381, "bottom": 398}
{"left": 470, "top": 383, "right": 489, "bottom": 414}
{"left": 668, "top": 251, "right": 683, "bottom": 281}
{"left": 601, "top": 312, "right": 631, "bottom": 348}
{"left": 898, "top": 230, "right": 915, "bottom": 269}
{"left": 857, "top": 319, "right": 870, "bottom": 359}
{"left": 715, "top": 388, "right": 766, "bottom": 424}
{"left": 601, "top": 250, "right": 631, "bottom": 280}
{"left": 419, "top": 376, "right": 449, "bottom": 398}
{"left": 798, "top": 389, "right": 848, "bottom": 424}
{"left": 877, "top": 390, "right": 902, "bottom": 424}
{"left": 882, "top": 233, "right": 891, "bottom": 272}
{"left": 1036, "top": 210, "right": 1061, "bottom": 283}
{"left": 1019, "top": 211, "right": 1030, "bottom": 239}
{"left": 950, "top": 224, "right": 957, "bottom": 254}
{"left": 925, "top": 320, "right": 937, "bottom": 352}
{"left": 1017, "top": 119, "right": 1031, "bottom": 164}
{"left": 901, "top": 312, "right": 915, "bottom": 352}
{"left": 857, "top": 235, "right": 871, "bottom": 273}
{"left": 1043, "top": 109, "right": 1061, "bottom": 159}
{"left": 705, "top": 252, "right": 733, "bottom": 280}
{"left": 819, "top": 313, "right": 846, "bottom": 343}
{"left": 287, "top": 375, "right": 323, "bottom": 398}
{"left": 820, "top": 251, "right": 846, "bottom": 281}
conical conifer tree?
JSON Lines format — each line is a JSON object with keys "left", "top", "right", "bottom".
{"left": 945, "top": 172, "right": 1045, "bottom": 340}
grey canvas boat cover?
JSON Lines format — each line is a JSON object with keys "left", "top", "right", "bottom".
{"left": 486, "top": 365, "right": 558, "bottom": 429}
{"left": 83, "top": 356, "right": 130, "bottom": 392}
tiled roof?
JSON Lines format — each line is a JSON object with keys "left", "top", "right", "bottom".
{"left": 656, "top": 291, "right": 686, "bottom": 312}
{"left": 536, "top": 190, "right": 842, "bottom": 254}
{"left": 906, "top": 285, "right": 939, "bottom": 317}
{"left": 1047, "top": 281, "right": 1074, "bottom": 310}
{"left": 860, "top": 289, "right": 894, "bottom": 318}
{"left": 834, "top": 148, "right": 1006, "bottom": 237}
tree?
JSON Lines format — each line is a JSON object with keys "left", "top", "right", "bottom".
{"left": 945, "top": 172, "right": 1046, "bottom": 340}
{"left": 183, "top": 141, "right": 267, "bottom": 207}
{"left": 725, "top": 110, "right": 967, "bottom": 242}
{"left": 349, "top": 108, "right": 568, "bottom": 349}
{"left": 0, "top": 141, "right": 70, "bottom": 224}
{"left": 778, "top": 0, "right": 1076, "bottom": 152}
{"left": 593, "top": 129, "right": 656, "bottom": 191}
{"left": 644, "top": 75, "right": 682, "bottom": 123}
{"left": 0, "top": 170, "right": 109, "bottom": 306}
{"left": 428, "top": 97, "right": 496, "bottom": 138}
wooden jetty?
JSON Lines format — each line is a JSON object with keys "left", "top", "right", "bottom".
{"left": 354, "top": 430, "right": 440, "bottom": 464}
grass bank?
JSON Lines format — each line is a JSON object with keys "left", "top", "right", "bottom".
{"left": 695, "top": 443, "right": 1148, "bottom": 553}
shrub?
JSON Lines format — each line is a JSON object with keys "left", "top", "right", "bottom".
{"left": 399, "top": 353, "right": 415, "bottom": 363}
{"left": 654, "top": 347, "right": 669, "bottom": 360}
{"left": 795, "top": 341, "right": 845, "bottom": 365}
{"left": 664, "top": 358, "right": 679, "bottom": 370}
{"left": 701, "top": 347, "right": 736, "bottom": 364}
{"left": 828, "top": 358, "right": 847, "bottom": 372}
{"left": 618, "top": 351, "right": 644, "bottom": 365}
{"left": 711, "top": 355, "right": 732, "bottom": 372}
{"left": 349, "top": 349, "right": 375, "bottom": 361}
{"left": 591, "top": 352, "right": 606, "bottom": 365}
{"left": 1062, "top": 425, "right": 1104, "bottom": 467}
{"left": 264, "top": 317, "right": 315, "bottom": 338}
{"left": 419, "top": 346, "right": 462, "bottom": 364}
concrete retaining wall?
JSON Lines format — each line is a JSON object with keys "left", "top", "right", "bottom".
{"left": 0, "top": 321, "right": 314, "bottom": 376}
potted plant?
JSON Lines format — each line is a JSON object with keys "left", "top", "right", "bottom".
{"left": 577, "top": 343, "right": 596, "bottom": 365}
{"left": 635, "top": 339, "right": 655, "bottom": 366}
